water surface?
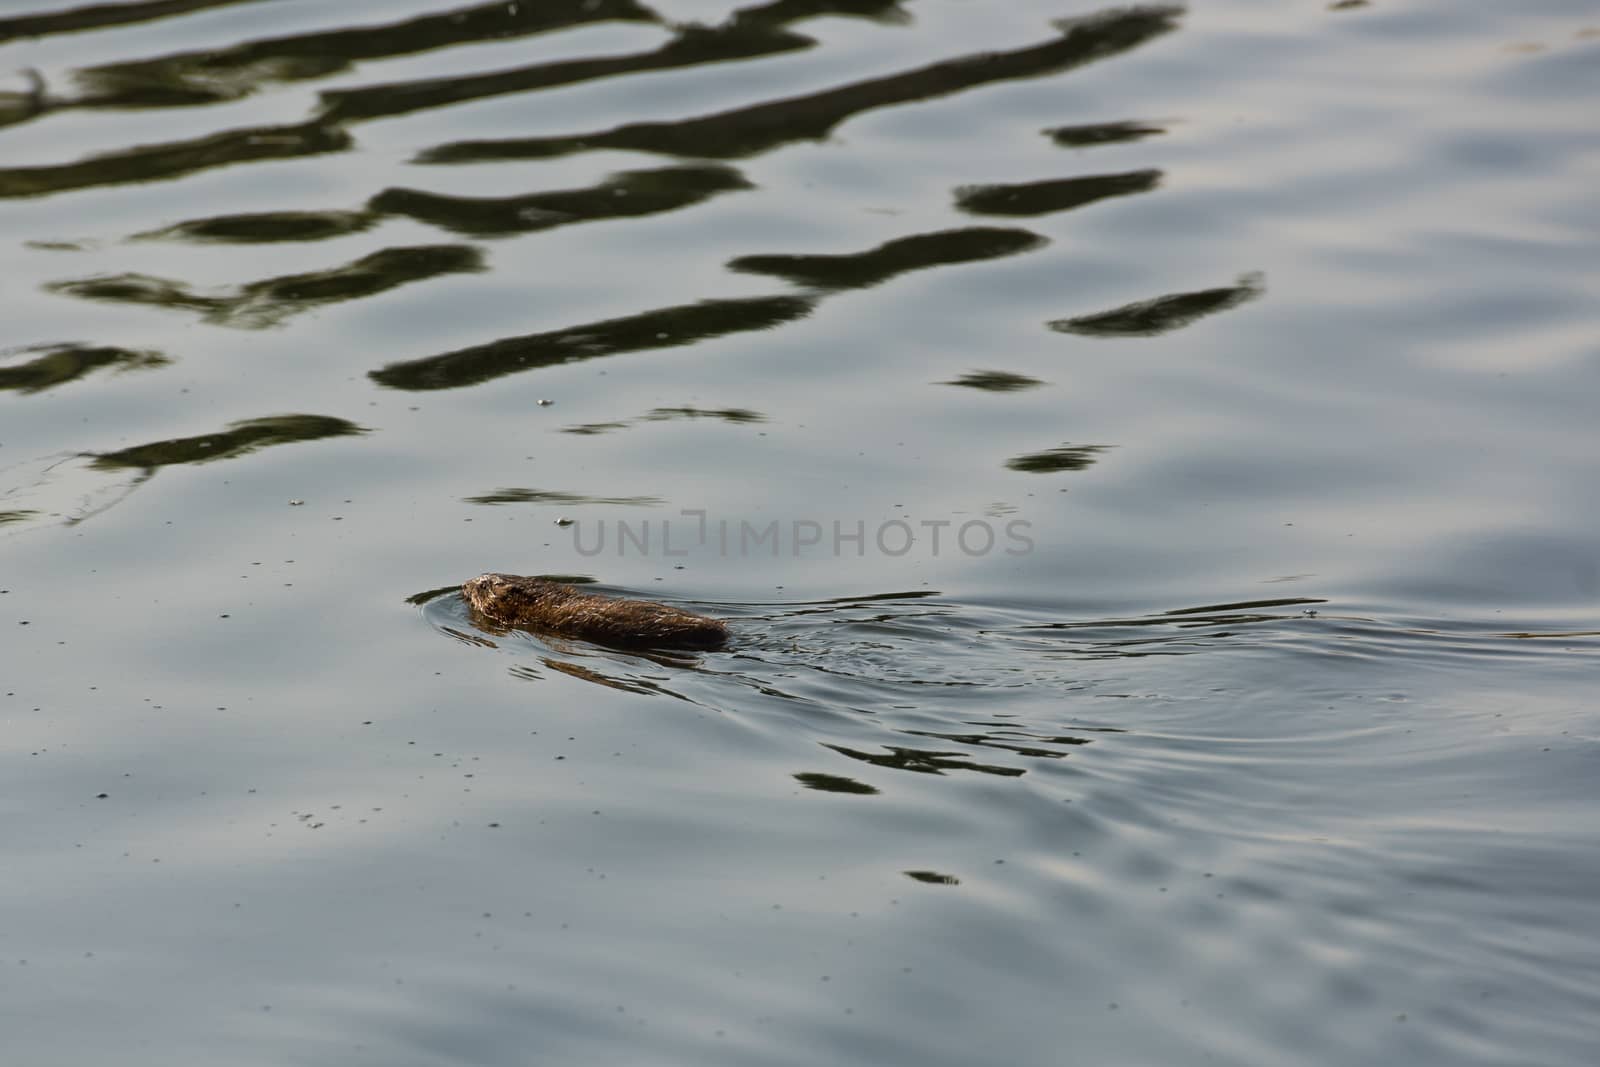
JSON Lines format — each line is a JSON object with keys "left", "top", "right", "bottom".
{"left": 2, "top": 1, "right": 1598, "bottom": 1064}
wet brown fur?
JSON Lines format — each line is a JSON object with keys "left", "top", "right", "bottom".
{"left": 462, "top": 573, "right": 728, "bottom": 651}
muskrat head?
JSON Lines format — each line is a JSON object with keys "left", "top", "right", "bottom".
{"left": 461, "top": 572, "right": 559, "bottom": 617}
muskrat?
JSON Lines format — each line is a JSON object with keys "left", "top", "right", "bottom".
{"left": 461, "top": 573, "right": 728, "bottom": 651}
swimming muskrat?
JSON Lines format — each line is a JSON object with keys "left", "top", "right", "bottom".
{"left": 461, "top": 573, "right": 728, "bottom": 651}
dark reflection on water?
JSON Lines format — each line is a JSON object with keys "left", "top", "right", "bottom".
{"left": 370, "top": 164, "right": 752, "bottom": 239}
{"left": 955, "top": 169, "right": 1162, "bottom": 217}
{"left": 90, "top": 414, "right": 365, "bottom": 471}
{"left": 370, "top": 294, "right": 816, "bottom": 391}
{"left": 824, "top": 741, "right": 1028, "bottom": 778}
{"left": 417, "top": 7, "right": 1183, "bottom": 162}
{"left": 463, "top": 488, "right": 662, "bottom": 507}
{"left": 371, "top": 222, "right": 1052, "bottom": 393}
{"left": 729, "top": 226, "right": 1046, "bottom": 292}
{"left": 1051, "top": 272, "right": 1265, "bottom": 337}
{"left": 0, "top": 68, "right": 46, "bottom": 129}
{"left": 561, "top": 421, "right": 632, "bottom": 436}
{"left": 564, "top": 406, "right": 766, "bottom": 434}
{"left": 1044, "top": 119, "right": 1166, "bottom": 148}
{"left": 644, "top": 405, "right": 765, "bottom": 424}
{"left": 133, "top": 210, "right": 377, "bottom": 244}
{"left": 132, "top": 164, "right": 752, "bottom": 246}
{"left": 539, "top": 657, "right": 684, "bottom": 696}
{"left": 406, "top": 583, "right": 471, "bottom": 607}
{"left": 941, "top": 370, "right": 1045, "bottom": 392}
{"left": 0, "top": 121, "right": 349, "bottom": 199}
{"left": 0, "top": 342, "right": 168, "bottom": 394}
{"left": 902, "top": 726, "right": 1092, "bottom": 758}
{"left": 0, "top": 415, "right": 369, "bottom": 530}
{"left": 0, "top": 0, "right": 268, "bottom": 45}
{"left": 728, "top": 0, "right": 910, "bottom": 29}
{"left": 47, "top": 245, "right": 484, "bottom": 328}
{"left": 437, "top": 624, "right": 497, "bottom": 650}
{"left": 1502, "top": 629, "right": 1600, "bottom": 640}
{"left": 47, "top": 273, "right": 210, "bottom": 316}
{"left": 1288, "top": 616, "right": 1600, "bottom": 666}
{"left": 794, "top": 771, "right": 879, "bottom": 795}
{"left": 1013, "top": 597, "right": 1330, "bottom": 657}
{"left": 317, "top": 7, "right": 821, "bottom": 125}
{"left": 1010, "top": 602, "right": 1595, "bottom": 670}
{"left": 1162, "top": 596, "right": 1326, "bottom": 616}
{"left": 799, "top": 589, "right": 943, "bottom": 606}
{"left": 70, "top": 0, "right": 658, "bottom": 111}
{"left": 1005, "top": 443, "right": 1111, "bottom": 473}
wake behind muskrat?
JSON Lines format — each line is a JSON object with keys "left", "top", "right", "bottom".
{"left": 462, "top": 573, "right": 728, "bottom": 651}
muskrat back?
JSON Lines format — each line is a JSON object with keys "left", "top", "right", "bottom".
{"left": 462, "top": 573, "right": 728, "bottom": 651}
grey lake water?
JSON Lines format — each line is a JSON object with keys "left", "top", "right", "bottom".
{"left": 2, "top": 1, "right": 1598, "bottom": 1063}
